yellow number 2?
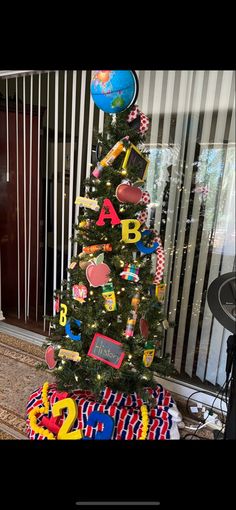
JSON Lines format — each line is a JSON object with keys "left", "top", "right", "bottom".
{"left": 59, "top": 303, "right": 68, "bottom": 326}
{"left": 52, "top": 398, "right": 83, "bottom": 440}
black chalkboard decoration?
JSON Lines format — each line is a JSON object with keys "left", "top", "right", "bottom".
{"left": 122, "top": 143, "right": 150, "bottom": 181}
{"left": 88, "top": 333, "right": 125, "bottom": 369}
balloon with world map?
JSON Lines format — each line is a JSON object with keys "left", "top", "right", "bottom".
{"left": 90, "top": 70, "right": 138, "bottom": 113}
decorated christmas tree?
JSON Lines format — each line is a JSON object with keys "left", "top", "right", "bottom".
{"left": 44, "top": 84, "right": 173, "bottom": 400}
{"left": 26, "top": 71, "right": 181, "bottom": 441}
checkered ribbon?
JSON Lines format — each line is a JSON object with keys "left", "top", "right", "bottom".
{"left": 152, "top": 231, "right": 165, "bottom": 284}
{"left": 127, "top": 106, "right": 150, "bottom": 135}
{"left": 26, "top": 384, "right": 175, "bottom": 440}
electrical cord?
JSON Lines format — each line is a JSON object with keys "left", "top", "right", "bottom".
{"left": 183, "top": 381, "right": 227, "bottom": 440}
{"left": 182, "top": 433, "right": 209, "bottom": 440}
{"left": 214, "top": 376, "right": 230, "bottom": 439}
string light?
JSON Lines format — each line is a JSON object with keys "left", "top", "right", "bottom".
{"left": 97, "top": 374, "right": 101, "bottom": 380}
{"left": 90, "top": 291, "right": 94, "bottom": 295}
{"left": 121, "top": 287, "right": 125, "bottom": 291}
{"left": 75, "top": 375, "right": 78, "bottom": 382}
{"left": 106, "top": 181, "right": 111, "bottom": 187}
{"left": 121, "top": 169, "right": 127, "bottom": 176}
{"left": 128, "top": 354, "right": 132, "bottom": 360}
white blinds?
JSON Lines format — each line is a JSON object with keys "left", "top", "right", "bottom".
{"left": 140, "top": 70, "right": 235, "bottom": 385}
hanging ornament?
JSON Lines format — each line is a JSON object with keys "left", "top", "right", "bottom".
{"left": 143, "top": 343, "right": 155, "bottom": 368}
{"left": 139, "top": 317, "right": 149, "bottom": 339}
{"left": 82, "top": 244, "right": 112, "bottom": 255}
{"left": 161, "top": 319, "right": 169, "bottom": 330}
{"left": 127, "top": 105, "right": 150, "bottom": 135}
{"left": 124, "top": 292, "right": 140, "bottom": 337}
{"left": 74, "top": 196, "right": 99, "bottom": 211}
{"left": 136, "top": 230, "right": 159, "bottom": 254}
{"left": 58, "top": 349, "right": 81, "bottom": 362}
{"left": 65, "top": 319, "right": 82, "bottom": 341}
{"left": 115, "top": 181, "right": 143, "bottom": 204}
{"left": 72, "top": 283, "right": 88, "bottom": 303}
{"left": 96, "top": 199, "right": 121, "bottom": 226}
{"left": 79, "top": 219, "right": 90, "bottom": 229}
{"left": 59, "top": 303, "right": 68, "bottom": 327}
{"left": 79, "top": 258, "right": 92, "bottom": 271}
{"left": 121, "top": 219, "right": 141, "bottom": 243}
{"left": 124, "top": 311, "right": 138, "bottom": 337}
{"left": 86, "top": 253, "right": 111, "bottom": 287}
{"left": 102, "top": 283, "right": 116, "bottom": 311}
{"left": 69, "top": 261, "right": 77, "bottom": 270}
{"left": 120, "top": 263, "right": 140, "bottom": 282}
{"left": 155, "top": 283, "right": 166, "bottom": 303}
{"left": 54, "top": 295, "right": 60, "bottom": 314}
{"left": 92, "top": 136, "right": 129, "bottom": 178}
{"left": 131, "top": 292, "right": 140, "bottom": 311}
{"left": 45, "top": 345, "right": 57, "bottom": 370}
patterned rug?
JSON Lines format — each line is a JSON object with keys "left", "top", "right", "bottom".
{"left": 0, "top": 333, "right": 215, "bottom": 440}
{"left": 0, "top": 333, "right": 54, "bottom": 439}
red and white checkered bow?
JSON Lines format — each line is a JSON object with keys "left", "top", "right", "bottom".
{"left": 127, "top": 105, "right": 150, "bottom": 135}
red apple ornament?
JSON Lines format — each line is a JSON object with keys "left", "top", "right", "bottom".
{"left": 116, "top": 181, "right": 143, "bottom": 204}
{"left": 45, "top": 345, "right": 57, "bottom": 369}
{"left": 139, "top": 317, "right": 149, "bottom": 339}
{"left": 86, "top": 253, "right": 111, "bottom": 287}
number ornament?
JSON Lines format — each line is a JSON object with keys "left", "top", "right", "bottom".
{"left": 139, "top": 405, "right": 149, "bottom": 440}
{"left": 28, "top": 382, "right": 55, "bottom": 440}
{"left": 52, "top": 398, "right": 83, "bottom": 440}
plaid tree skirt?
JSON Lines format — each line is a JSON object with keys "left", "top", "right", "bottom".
{"left": 26, "top": 383, "right": 182, "bottom": 440}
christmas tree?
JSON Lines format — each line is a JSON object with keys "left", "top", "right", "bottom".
{"left": 46, "top": 106, "right": 173, "bottom": 400}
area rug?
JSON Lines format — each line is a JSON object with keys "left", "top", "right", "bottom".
{"left": 0, "top": 333, "right": 215, "bottom": 440}
{"left": 0, "top": 333, "right": 54, "bottom": 439}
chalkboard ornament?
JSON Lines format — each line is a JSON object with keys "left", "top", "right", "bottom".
{"left": 88, "top": 333, "right": 125, "bottom": 369}
{"left": 86, "top": 253, "right": 111, "bottom": 287}
{"left": 122, "top": 143, "right": 150, "bottom": 182}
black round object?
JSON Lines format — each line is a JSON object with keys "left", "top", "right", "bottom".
{"left": 132, "top": 70, "right": 139, "bottom": 106}
{"left": 207, "top": 272, "right": 236, "bottom": 334}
